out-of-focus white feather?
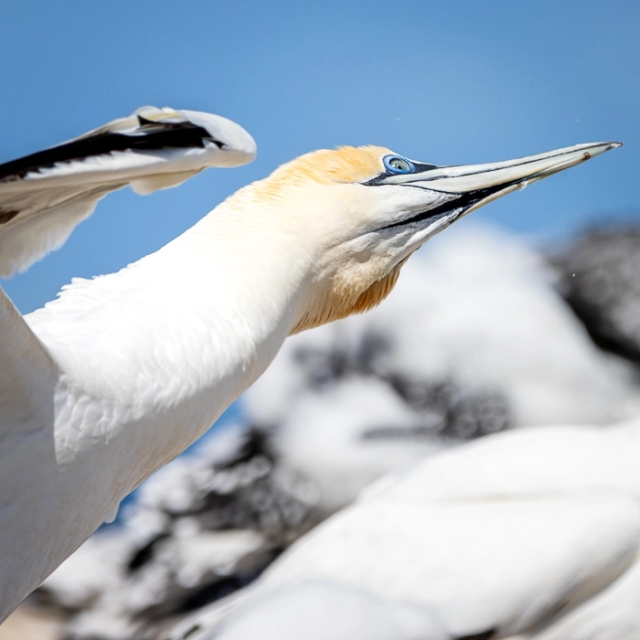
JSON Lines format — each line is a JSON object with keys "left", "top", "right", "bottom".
{"left": 273, "top": 377, "right": 446, "bottom": 514}
{"left": 171, "top": 580, "right": 449, "bottom": 640}
{"left": 176, "top": 419, "right": 640, "bottom": 640}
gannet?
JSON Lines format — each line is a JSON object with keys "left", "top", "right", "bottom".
{"left": 0, "top": 116, "right": 619, "bottom": 620}
{"left": 172, "top": 418, "right": 640, "bottom": 640}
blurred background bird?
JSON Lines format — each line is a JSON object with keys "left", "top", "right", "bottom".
{"left": 1, "top": 1, "right": 639, "bottom": 639}
{"left": 169, "top": 414, "right": 640, "bottom": 640}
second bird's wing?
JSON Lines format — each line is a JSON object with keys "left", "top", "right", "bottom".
{"left": 169, "top": 581, "right": 449, "bottom": 640}
{"left": 0, "top": 106, "right": 256, "bottom": 277}
{"left": 167, "top": 493, "right": 640, "bottom": 640}
{"left": 256, "top": 495, "right": 640, "bottom": 639}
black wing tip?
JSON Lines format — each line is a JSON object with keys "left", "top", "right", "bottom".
{"left": 0, "top": 117, "right": 224, "bottom": 181}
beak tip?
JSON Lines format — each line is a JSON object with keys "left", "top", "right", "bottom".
{"left": 583, "top": 141, "right": 622, "bottom": 161}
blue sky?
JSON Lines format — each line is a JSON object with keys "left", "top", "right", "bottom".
{"left": 1, "top": 0, "right": 639, "bottom": 313}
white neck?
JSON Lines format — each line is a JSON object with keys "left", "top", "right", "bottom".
{"left": 27, "top": 187, "right": 320, "bottom": 508}
{"left": 0, "top": 184, "right": 328, "bottom": 617}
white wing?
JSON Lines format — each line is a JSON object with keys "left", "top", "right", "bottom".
{"left": 181, "top": 423, "right": 640, "bottom": 640}
{"left": 170, "top": 581, "right": 449, "bottom": 640}
{"left": 0, "top": 286, "right": 71, "bottom": 614}
{"left": 0, "top": 106, "right": 256, "bottom": 276}
{"left": 166, "top": 490, "right": 640, "bottom": 640}
{"left": 257, "top": 495, "right": 640, "bottom": 638}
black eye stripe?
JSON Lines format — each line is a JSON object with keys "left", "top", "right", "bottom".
{"left": 0, "top": 120, "right": 223, "bottom": 182}
{"left": 413, "top": 162, "right": 439, "bottom": 172}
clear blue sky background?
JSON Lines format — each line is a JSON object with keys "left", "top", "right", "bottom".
{"left": 1, "top": 0, "right": 639, "bottom": 314}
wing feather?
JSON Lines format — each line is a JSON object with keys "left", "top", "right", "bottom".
{"left": 0, "top": 106, "right": 256, "bottom": 276}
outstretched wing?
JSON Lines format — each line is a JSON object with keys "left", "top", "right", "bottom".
{"left": 0, "top": 106, "right": 256, "bottom": 276}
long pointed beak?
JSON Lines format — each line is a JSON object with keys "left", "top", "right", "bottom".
{"left": 409, "top": 140, "right": 619, "bottom": 190}
{"left": 384, "top": 141, "right": 621, "bottom": 224}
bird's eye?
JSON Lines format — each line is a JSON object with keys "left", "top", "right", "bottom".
{"left": 384, "top": 155, "right": 415, "bottom": 174}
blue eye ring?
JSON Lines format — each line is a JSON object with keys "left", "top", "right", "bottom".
{"left": 383, "top": 155, "right": 415, "bottom": 174}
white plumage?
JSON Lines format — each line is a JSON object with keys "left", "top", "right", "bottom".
{"left": 0, "top": 111, "right": 620, "bottom": 622}
{"left": 172, "top": 580, "right": 449, "bottom": 640}
{"left": 174, "top": 419, "right": 640, "bottom": 640}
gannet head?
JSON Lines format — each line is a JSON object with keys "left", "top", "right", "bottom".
{"left": 251, "top": 142, "right": 621, "bottom": 333}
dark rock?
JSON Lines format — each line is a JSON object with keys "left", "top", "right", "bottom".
{"left": 551, "top": 225, "right": 640, "bottom": 364}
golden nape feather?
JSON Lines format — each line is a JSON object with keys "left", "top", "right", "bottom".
{"left": 253, "top": 146, "right": 393, "bottom": 201}
{"left": 275, "top": 145, "right": 392, "bottom": 184}
{"left": 226, "top": 146, "right": 410, "bottom": 334}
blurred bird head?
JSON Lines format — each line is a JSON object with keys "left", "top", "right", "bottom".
{"left": 233, "top": 142, "right": 620, "bottom": 334}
